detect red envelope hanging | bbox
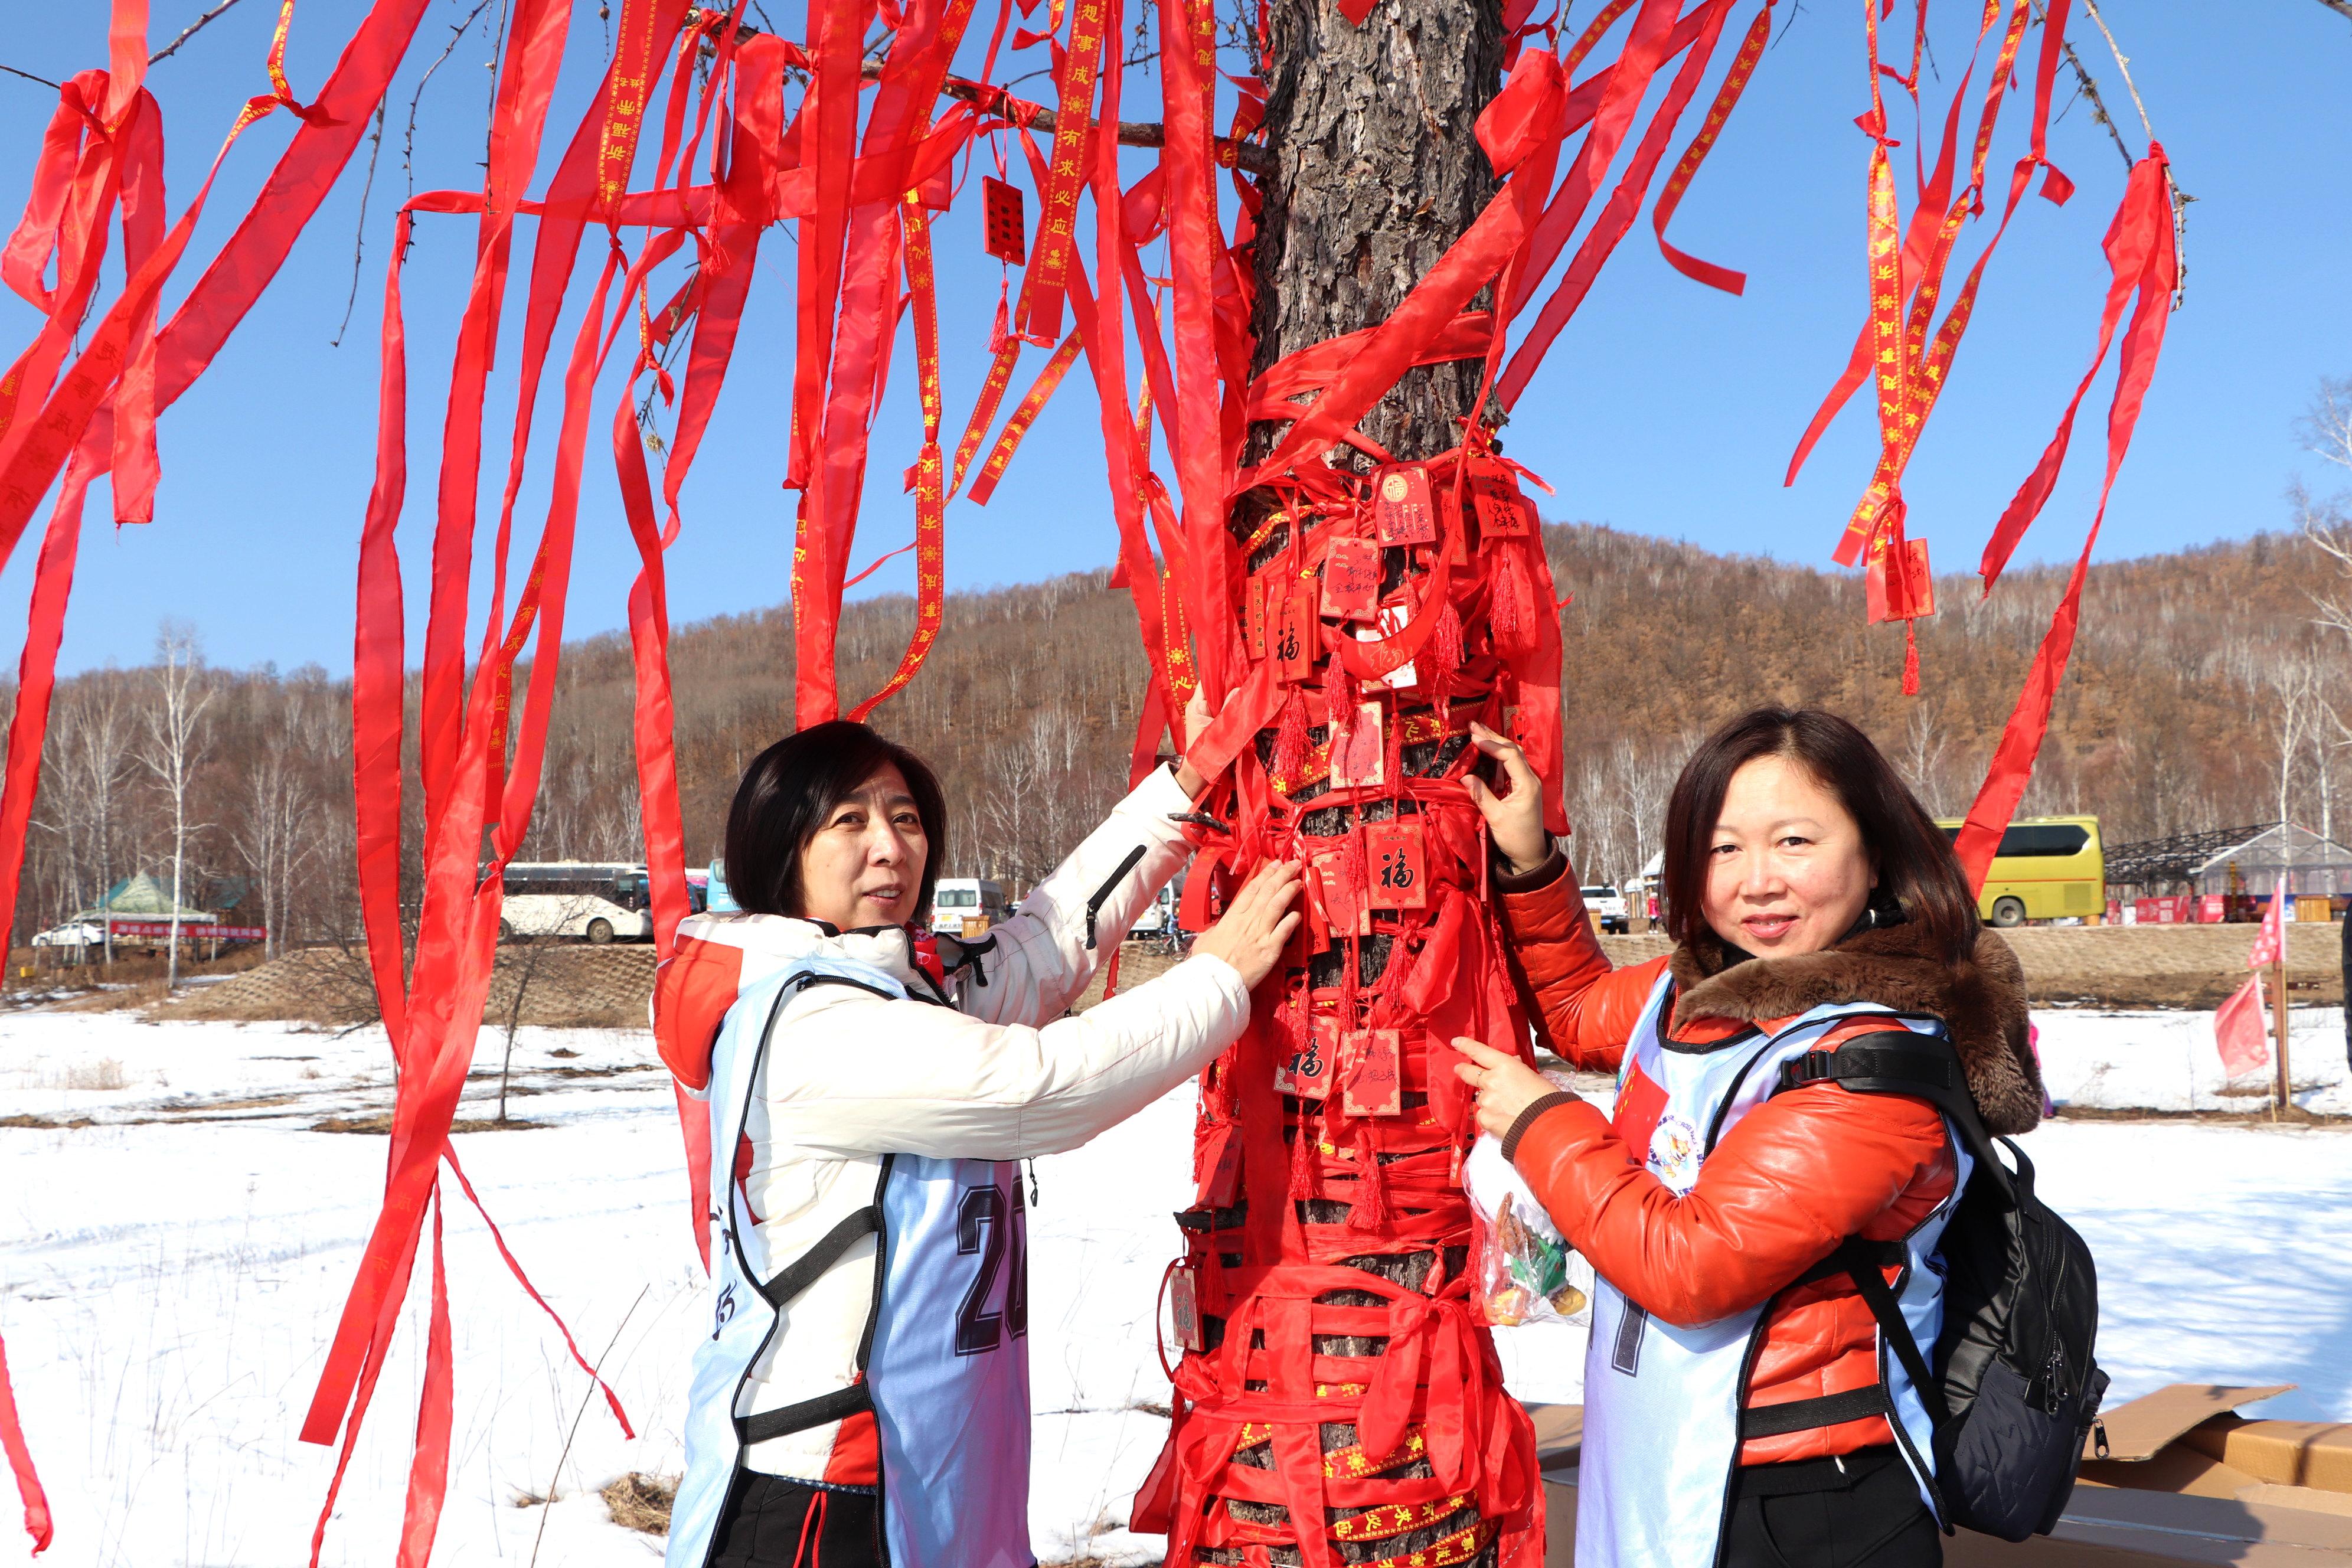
[983,175,1027,265]
[1328,700,1386,790]
[1373,464,1437,545]
[1309,842,1370,937]
[1274,1014,1337,1099]
[1864,535,1935,623]
[1357,605,1419,691]
[1364,818,1428,909]
[1199,1121,1243,1208]
[1341,1029,1403,1118]
[1319,535,1381,621]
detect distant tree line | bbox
[9,515,2348,950]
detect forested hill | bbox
[14,521,2338,945]
[560,520,2335,893]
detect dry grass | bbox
[55,981,171,1014]
[309,1112,544,1135]
[43,1057,129,1091]
[602,1473,675,1535]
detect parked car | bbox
[30,919,105,948]
[1581,884,1629,935]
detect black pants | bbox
[1722,1444,1942,1568]
[708,1473,884,1568]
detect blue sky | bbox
[1,1,2348,676]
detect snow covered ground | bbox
[3,1005,2350,1567]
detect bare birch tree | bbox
[227,745,314,959]
[2298,376,2352,645]
[139,624,213,988]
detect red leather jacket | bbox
[1497,858,1959,1466]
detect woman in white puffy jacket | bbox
[655,718,1298,1568]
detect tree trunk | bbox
[1186,6,1512,1564]
[1249,0,1504,464]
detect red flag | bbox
[2214,976,2271,1080]
[2246,877,2288,972]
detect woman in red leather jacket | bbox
[1451,708,2046,1568]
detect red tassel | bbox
[1432,596,1464,677]
[1348,1123,1389,1229]
[988,283,1012,355]
[1902,622,1920,695]
[1290,1099,1318,1197]
[1324,658,1358,748]
[1271,687,1311,780]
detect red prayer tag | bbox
[1273,1016,1335,1099]
[1245,573,1268,658]
[1319,535,1381,621]
[1273,584,1316,682]
[983,176,1028,265]
[1364,819,1428,910]
[1170,1261,1206,1351]
[1373,464,1437,545]
[1328,701,1386,790]
[1471,473,1530,538]
[1341,1029,1403,1118]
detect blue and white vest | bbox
[667,955,1035,1568]
[1576,972,1972,1568]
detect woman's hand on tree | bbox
[1461,721,1551,876]
[1451,1037,1560,1141]
[1191,859,1304,989]
[1172,684,1217,798]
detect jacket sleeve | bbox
[1496,847,1659,1072]
[1507,1061,1952,1329]
[763,952,1252,1161]
[956,764,1198,1028]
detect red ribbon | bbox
[0,1327,50,1556]
[1954,147,2174,893]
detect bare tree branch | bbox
[0,63,63,92]
[2031,0,2194,307]
[2313,0,2352,23]
[149,0,252,66]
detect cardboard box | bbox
[1524,1386,2352,1564]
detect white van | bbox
[932,878,1009,938]
[501,862,654,943]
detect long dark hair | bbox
[1660,707,1978,965]
[723,721,948,924]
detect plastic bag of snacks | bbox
[1464,1127,1591,1328]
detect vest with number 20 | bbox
[1576,972,1972,1568]
[667,954,1035,1568]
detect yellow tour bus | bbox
[1933,815,2105,928]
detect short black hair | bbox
[1661,707,1979,967]
[723,721,947,925]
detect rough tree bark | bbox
[1197,3,1512,1563]
[1249,0,1504,464]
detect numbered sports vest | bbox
[667,955,1035,1568]
[1576,972,1970,1568]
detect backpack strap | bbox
[1776,1030,2017,1209]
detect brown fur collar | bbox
[1666,921,2043,1135]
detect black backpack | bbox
[1772,1028,2109,1543]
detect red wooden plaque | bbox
[983,176,1027,265]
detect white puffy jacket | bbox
[654,765,1248,1487]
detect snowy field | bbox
[3,1005,2351,1567]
